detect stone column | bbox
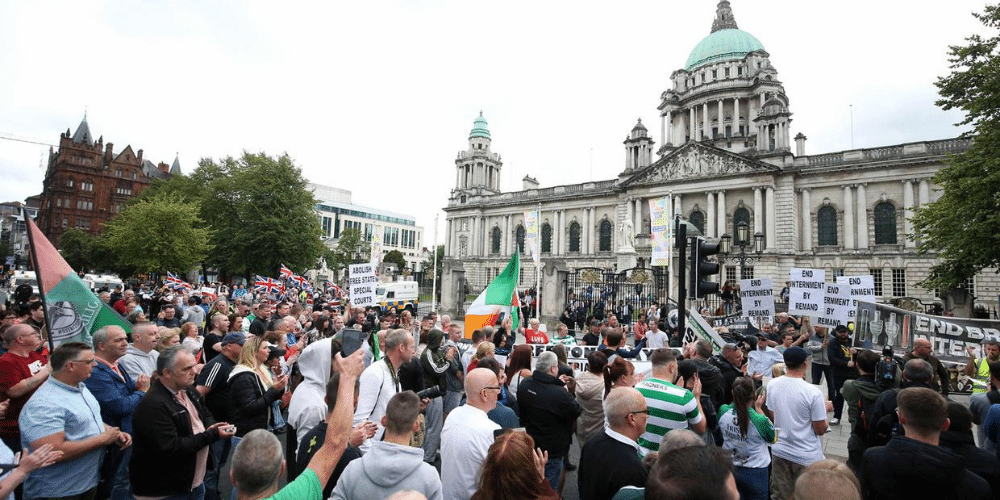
[625,199,633,244]
[665,112,672,145]
[470,216,478,256]
[918,179,930,206]
[765,186,776,250]
[690,108,696,142]
[702,102,709,140]
[445,219,452,257]
[903,180,915,248]
[504,214,511,255]
[675,193,683,219]
[716,191,726,236]
[582,209,590,254]
[856,184,868,249]
[707,192,716,237]
[801,189,811,251]
[717,99,724,138]
[633,198,642,234]
[844,186,855,249]
[734,97,740,134]
[753,187,763,235]
[660,114,666,146]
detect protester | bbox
[710,342,744,406]
[505,344,533,395]
[441,368,502,500]
[354,329,415,453]
[578,387,649,500]
[765,347,831,500]
[517,351,581,492]
[131,345,235,499]
[120,322,160,381]
[861,387,990,499]
[938,402,1000,495]
[790,460,860,500]
[203,314,231,363]
[421,329,452,463]
[644,446,739,500]
[634,348,705,456]
[471,431,557,500]
[970,360,1000,454]
[747,335,784,384]
[331,391,443,500]
[196,332,246,500]
[868,358,935,448]
[20,342,131,500]
[576,351,608,448]
[719,377,775,500]
[230,350,363,500]
[229,336,289,450]
[288,337,336,444]
[966,340,1000,394]
[826,324,857,425]
[904,337,952,397]
[603,357,637,396]
[839,349,882,471]
[474,357,520,429]
[0,324,49,455]
[805,325,834,401]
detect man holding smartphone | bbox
[354,330,415,454]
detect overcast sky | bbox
[0,0,989,247]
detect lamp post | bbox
[718,221,764,281]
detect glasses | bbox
[629,409,650,416]
[482,386,502,393]
[73,358,98,365]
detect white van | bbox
[374,281,419,314]
[83,274,124,292]
[9,271,39,295]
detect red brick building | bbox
[36,116,180,244]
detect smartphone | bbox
[341,328,365,357]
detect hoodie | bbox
[288,338,333,444]
[330,440,443,500]
[861,437,991,500]
[422,329,449,392]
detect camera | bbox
[416,386,442,400]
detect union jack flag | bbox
[325,281,342,296]
[279,264,294,279]
[290,273,310,290]
[254,275,284,296]
[166,272,192,291]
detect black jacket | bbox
[516,371,582,458]
[578,430,647,500]
[828,335,857,379]
[861,436,990,500]
[131,380,221,497]
[228,368,281,437]
[692,358,725,411]
[709,354,743,406]
[939,430,1000,499]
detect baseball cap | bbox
[783,346,808,367]
[221,333,246,346]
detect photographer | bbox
[420,329,453,463]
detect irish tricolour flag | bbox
[24,210,131,350]
[464,252,520,338]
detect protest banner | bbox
[648,197,671,266]
[788,268,825,315]
[816,282,852,328]
[523,343,683,378]
[739,278,774,319]
[853,300,1000,362]
[837,275,876,324]
[348,263,378,306]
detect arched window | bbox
[874,202,897,244]
[491,227,501,254]
[599,220,612,252]
[515,225,525,254]
[541,224,552,253]
[569,222,581,252]
[733,208,750,244]
[690,211,705,235]
[817,206,838,246]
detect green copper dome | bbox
[684,28,765,71]
[470,112,490,139]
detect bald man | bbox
[441,368,502,500]
[903,338,951,396]
[579,388,649,500]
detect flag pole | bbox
[535,204,540,320]
[432,214,439,313]
[22,208,53,352]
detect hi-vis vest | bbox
[974,358,991,394]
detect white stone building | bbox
[439,1,989,323]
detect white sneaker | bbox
[829,418,840,425]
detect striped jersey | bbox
[635,377,702,455]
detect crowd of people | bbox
[1,281,1000,500]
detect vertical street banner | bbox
[739,278,774,319]
[817,282,853,328]
[788,268,826,316]
[524,210,540,264]
[464,252,521,338]
[837,275,876,326]
[348,263,378,307]
[24,210,131,350]
[648,197,671,266]
[371,226,383,265]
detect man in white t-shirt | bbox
[645,318,669,349]
[765,347,832,500]
[441,368,501,500]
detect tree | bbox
[101,194,212,275]
[424,245,445,285]
[911,4,1000,291]
[196,152,326,280]
[383,250,407,272]
[58,228,98,272]
[325,228,369,282]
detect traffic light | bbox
[689,237,720,298]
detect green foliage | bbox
[912,4,1000,291]
[58,228,98,272]
[383,250,408,271]
[100,194,212,275]
[425,245,444,284]
[325,228,369,281]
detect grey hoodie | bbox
[330,440,442,500]
[288,338,333,443]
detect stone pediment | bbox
[621,142,779,186]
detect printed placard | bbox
[788,268,826,315]
[739,278,775,319]
[348,263,378,306]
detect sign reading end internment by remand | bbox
[789,267,826,316]
[348,263,378,306]
[739,277,774,319]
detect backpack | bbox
[875,355,899,390]
[868,389,903,447]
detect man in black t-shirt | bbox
[202,314,231,363]
[195,332,244,500]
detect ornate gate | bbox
[563,267,670,328]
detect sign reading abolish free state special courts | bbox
[789,268,826,316]
[348,263,378,306]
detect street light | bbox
[718,221,764,280]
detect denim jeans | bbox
[422,397,443,462]
[735,466,769,500]
[110,446,133,500]
[204,437,231,500]
[812,363,835,401]
[543,456,564,492]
